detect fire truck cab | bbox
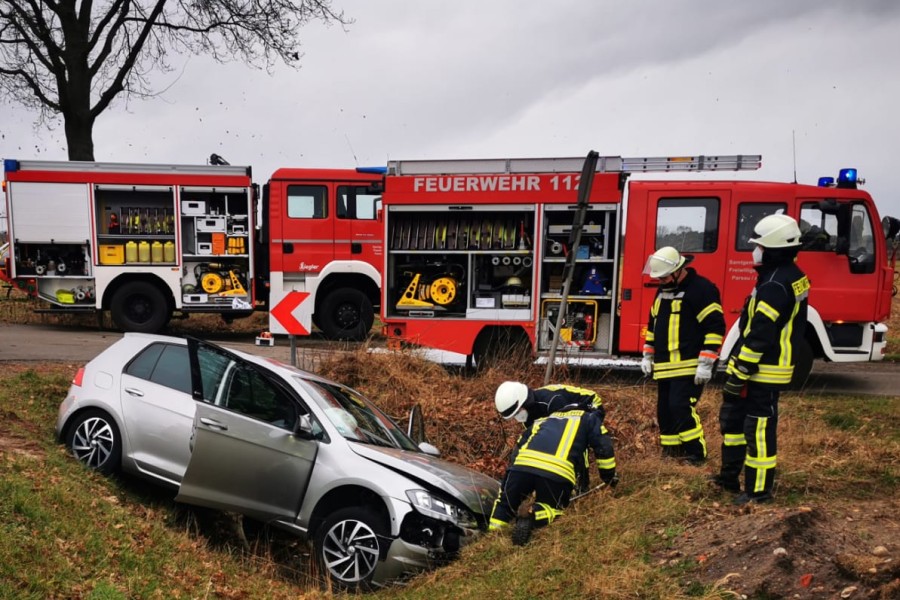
[260,168,383,340]
[380,156,895,385]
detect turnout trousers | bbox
[488,470,573,530]
[718,383,779,496]
[657,377,708,462]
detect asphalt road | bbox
[2,322,898,396]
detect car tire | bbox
[317,288,374,341]
[65,409,122,475]
[111,281,169,333]
[314,507,386,590]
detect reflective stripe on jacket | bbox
[645,268,725,380]
[726,261,809,386]
[511,409,612,485]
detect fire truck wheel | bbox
[317,288,374,342]
[110,281,169,333]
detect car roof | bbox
[117,332,332,385]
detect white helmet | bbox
[749,214,802,248]
[495,381,529,419]
[643,246,686,278]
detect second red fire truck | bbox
[377,154,896,385]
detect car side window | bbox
[125,343,164,380]
[150,346,191,394]
[124,343,191,395]
[225,366,300,430]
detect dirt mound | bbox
[664,499,900,599]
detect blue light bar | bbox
[838,168,857,185]
[356,166,387,174]
[817,176,835,187]
[3,159,19,173]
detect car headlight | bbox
[406,489,477,529]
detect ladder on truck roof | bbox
[543,152,761,383]
[387,154,762,176]
[4,158,251,178]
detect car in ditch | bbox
[55,333,499,589]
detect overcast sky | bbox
[3,1,900,222]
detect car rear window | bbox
[125,343,191,395]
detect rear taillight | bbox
[72,367,85,387]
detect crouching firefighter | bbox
[489,383,618,545]
[492,381,606,492]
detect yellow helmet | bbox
[643,246,686,278]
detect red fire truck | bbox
[378,154,896,384]
[1,159,383,340]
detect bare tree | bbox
[0,0,349,160]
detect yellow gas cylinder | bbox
[163,241,176,263]
[138,241,151,263]
[150,241,163,263]
[125,241,138,264]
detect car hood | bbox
[349,443,499,516]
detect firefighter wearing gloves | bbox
[642,246,725,464]
[714,214,809,505]
[489,381,617,545]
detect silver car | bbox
[55,333,498,589]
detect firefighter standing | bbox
[641,247,725,464]
[489,381,617,545]
[713,214,809,504]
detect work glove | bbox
[722,374,747,400]
[599,470,619,489]
[694,353,717,386]
[640,353,654,376]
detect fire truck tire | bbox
[317,288,374,342]
[788,339,814,390]
[110,281,169,333]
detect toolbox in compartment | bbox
[98,244,125,265]
[181,200,207,215]
[196,217,226,232]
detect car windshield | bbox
[299,377,419,451]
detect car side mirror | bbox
[408,404,427,445]
[294,414,316,439]
[418,442,441,457]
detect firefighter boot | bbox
[708,473,741,493]
[733,491,774,505]
[511,512,535,547]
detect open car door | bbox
[176,338,318,523]
[407,403,440,457]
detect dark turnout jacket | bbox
[510,409,615,486]
[645,268,725,379]
[726,260,809,387]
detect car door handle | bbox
[199,417,228,431]
[124,387,144,397]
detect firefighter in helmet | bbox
[489,381,617,545]
[641,246,725,464]
[713,214,809,504]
